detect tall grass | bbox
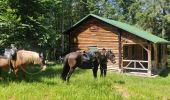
[0,62,170,100]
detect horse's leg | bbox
[14,68,19,79]
[61,66,70,81]
[0,68,1,75]
[21,65,26,79]
[66,67,75,82]
[61,61,70,81]
[92,67,98,78]
[0,68,2,80]
[66,58,77,82]
[103,63,107,77]
[100,64,104,77]
[92,62,99,78]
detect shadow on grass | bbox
[159,67,170,77]
[0,62,93,84]
[114,80,125,85]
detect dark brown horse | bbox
[61,50,116,82]
[98,49,116,77]
[60,51,98,82]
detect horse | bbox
[0,56,13,76]
[11,50,47,78]
[0,48,17,77]
[61,51,99,82]
[98,49,116,77]
[61,49,116,82]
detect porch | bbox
[121,43,167,76]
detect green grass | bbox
[0,63,170,100]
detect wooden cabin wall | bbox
[69,18,119,67]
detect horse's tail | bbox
[61,54,70,81]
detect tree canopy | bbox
[1,0,170,59]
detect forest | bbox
[1,0,170,60]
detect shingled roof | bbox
[63,14,169,44]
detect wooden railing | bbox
[123,60,148,70]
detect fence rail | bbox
[123,60,148,70]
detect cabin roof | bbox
[63,14,169,44]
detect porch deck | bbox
[107,65,164,77]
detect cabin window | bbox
[90,33,96,38]
[89,25,98,32]
[88,46,97,52]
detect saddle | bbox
[82,53,90,62]
[81,53,91,68]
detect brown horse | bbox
[61,51,98,82]
[0,48,16,76]
[98,49,116,77]
[11,50,47,78]
[0,56,13,75]
[61,50,116,82]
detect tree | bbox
[1,0,170,60]
[135,0,170,39]
[6,0,48,49]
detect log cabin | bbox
[63,14,170,76]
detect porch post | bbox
[118,29,122,72]
[153,44,158,68]
[148,43,152,76]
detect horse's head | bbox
[106,50,116,64]
[39,52,47,71]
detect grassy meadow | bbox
[0,62,170,100]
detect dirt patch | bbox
[114,85,130,99]
[43,94,49,100]
[8,97,15,100]
[162,96,170,100]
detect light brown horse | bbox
[11,50,47,78]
